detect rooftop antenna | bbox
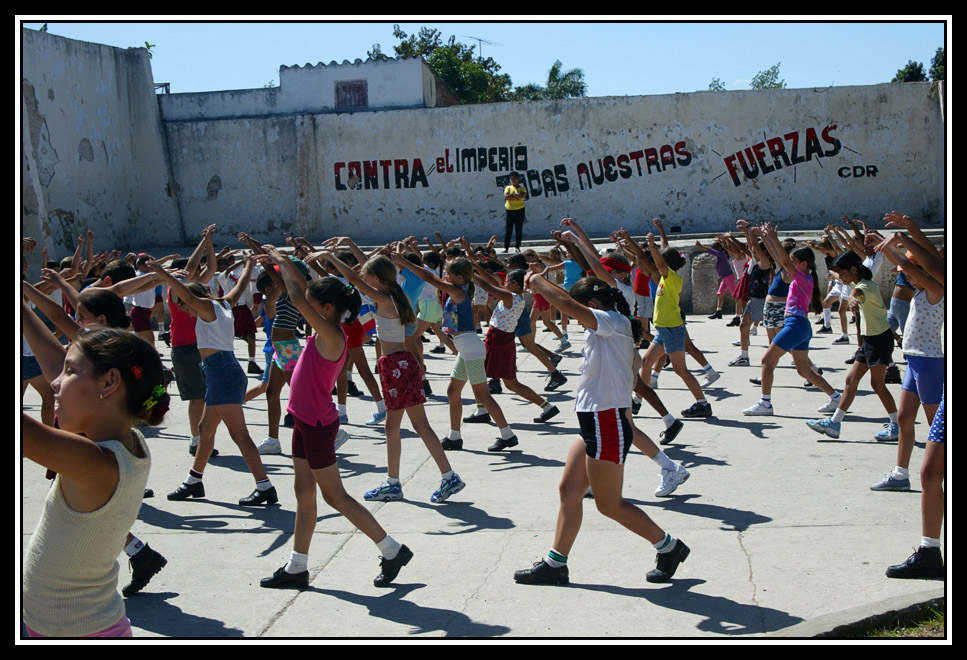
[462,35,502,62]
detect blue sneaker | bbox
[366,410,387,426]
[870,473,911,492]
[806,417,841,439]
[431,473,466,503]
[363,480,403,502]
[874,422,899,442]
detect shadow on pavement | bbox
[630,494,773,532]
[566,578,803,636]
[308,583,512,637]
[403,499,515,535]
[699,417,782,439]
[126,591,245,638]
[459,447,566,471]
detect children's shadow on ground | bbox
[126,591,245,638]
[627,493,773,532]
[403,499,515,534]
[566,578,802,636]
[657,443,729,470]
[699,417,782,439]
[308,583,512,637]
[460,447,567,472]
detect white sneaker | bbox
[817,396,841,413]
[743,401,774,416]
[702,370,721,388]
[649,374,659,389]
[257,437,282,455]
[334,428,350,452]
[655,465,690,497]
[732,340,742,346]
[750,326,758,336]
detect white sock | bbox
[921,537,941,549]
[702,364,714,373]
[831,408,847,423]
[185,471,203,485]
[376,535,402,560]
[386,476,401,486]
[759,395,772,408]
[337,404,347,415]
[441,470,454,481]
[662,414,676,429]
[376,400,386,413]
[285,551,308,574]
[653,451,677,472]
[123,536,145,557]
[889,412,898,424]
[893,466,910,479]
[697,398,707,405]
[831,391,841,401]
[654,533,678,554]
[740,350,749,358]
[499,426,515,440]
[346,373,355,383]
[633,395,642,404]
[190,435,200,448]
[448,430,462,441]
[255,478,273,491]
[545,549,567,568]
[823,308,832,327]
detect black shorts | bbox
[854,329,894,367]
[171,344,207,401]
[577,409,633,465]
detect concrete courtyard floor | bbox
[20,311,946,639]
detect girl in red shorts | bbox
[317,251,465,505]
[257,247,412,589]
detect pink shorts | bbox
[377,351,426,411]
[25,615,133,637]
[717,274,737,296]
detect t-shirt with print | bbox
[785,269,813,318]
[575,309,635,413]
[489,294,527,333]
[653,269,684,328]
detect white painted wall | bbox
[21,29,182,258]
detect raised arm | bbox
[39,267,81,310]
[551,230,591,273]
[22,280,83,341]
[145,260,216,322]
[652,218,670,251]
[185,225,216,281]
[560,227,617,287]
[737,220,771,270]
[390,253,467,303]
[21,298,68,381]
[222,256,256,308]
[525,270,597,330]
[758,224,795,277]
[471,271,513,308]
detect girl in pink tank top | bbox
[255,247,414,590]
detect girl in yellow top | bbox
[640,233,712,418]
[806,250,897,440]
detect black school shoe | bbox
[488,378,502,394]
[239,486,279,506]
[708,310,723,320]
[283,413,294,427]
[123,544,168,597]
[346,381,363,397]
[534,405,560,424]
[660,419,684,445]
[463,410,491,424]
[681,401,712,418]
[514,560,569,585]
[550,353,564,367]
[886,547,945,580]
[374,545,413,587]
[430,345,447,354]
[441,438,463,451]
[167,481,205,501]
[545,371,567,391]
[646,540,690,583]
[188,444,219,457]
[885,365,902,384]
[261,565,309,590]
[488,435,519,452]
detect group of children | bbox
[19,210,945,636]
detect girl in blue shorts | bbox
[744,223,841,416]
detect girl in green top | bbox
[805,251,897,440]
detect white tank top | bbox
[195,299,236,352]
[902,289,944,358]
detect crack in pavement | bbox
[736,531,768,635]
[441,528,517,637]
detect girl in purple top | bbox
[743,223,841,416]
[256,247,412,590]
[694,240,736,320]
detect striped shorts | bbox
[577,408,634,465]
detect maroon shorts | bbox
[130,306,153,333]
[233,305,257,338]
[532,293,551,313]
[484,327,517,380]
[343,319,365,349]
[377,351,426,411]
[291,415,339,470]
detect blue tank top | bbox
[443,286,475,333]
[896,271,914,290]
[767,271,790,297]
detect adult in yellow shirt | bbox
[503,171,529,252]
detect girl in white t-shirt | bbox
[513,273,690,587]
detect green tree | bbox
[929,47,945,81]
[708,77,726,91]
[750,63,785,89]
[368,25,512,104]
[892,60,927,82]
[509,60,587,101]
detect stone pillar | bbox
[690,251,730,316]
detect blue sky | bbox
[20,19,946,97]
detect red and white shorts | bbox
[577,408,633,465]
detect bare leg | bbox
[405,405,454,474]
[550,438,592,557]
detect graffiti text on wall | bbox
[334,159,429,190]
[575,142,692,191]
[723,125,841,187]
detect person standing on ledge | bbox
[503,172,529,253]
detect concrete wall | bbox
[21,29,182,260]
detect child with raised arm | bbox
[805,250,898,440]
[318,251,466,504]
[256,247,412,589]
[728,220,774,367]
[153,256,278,506]
[394,253,519,453]
[743,224,841,416]
[513,273,690,586]
[22,328,168,637]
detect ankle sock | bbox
[376,400,386,413]
[376,535,402,560]
[499,426,515,440]
[545,549,567,569]
[831,408,847,423]
[285,551,308,574]
[190,435,200,448]
[255,478,273,492]
[185,469,204,484]
[654,533,678,554]
[123,536,145,557]
[662,414,677,428]
[448,430,461,441]
[920,537,941,549]
[893,466,910,479]
[441,470,454,481]
[653,451,677,472]
[386,477,401,486]
[889,412,898,424]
